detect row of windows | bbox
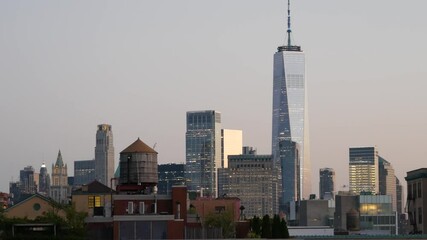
[96,138,110,145]
[233,164,268,169]
[409,207,423,225]
[408,181,422,199]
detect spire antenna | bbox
[287,0,292,47]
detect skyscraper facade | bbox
[9,181,21,205]
[185,110,221,197]
[319,168,335,200]
[19,166,37,195]
[349,146,379,195]
[272,0,311,208]
[95,124,115,187]
[158,163,185,195]
[218,151,279,217]
[38,163,50,196]
[221,129,243,168]
[74,159,96,187]
[378,156,397,212]
[396,177,403,214]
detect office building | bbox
[38,163,50,196]
[334,191,397,235]
[349,147,379,195]
[68,176,74,186]
[271,0,311,209]
[378,156,397,211]
[405,168,427,234]
[221,129,243,168]
[158,163,185,195]
[74,159,96,187]
[299,199,329,226]
[218,150,279,217]
[19,166,37,195]
[9,181,21,205]
[185,110,221,197]
[334,191,360,232]
[396,177,403,214]
[95,124,115,187]
[50,150,70,204]
[319,168,335,200]
[359,195,396,234]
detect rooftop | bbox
[120,138,157,154]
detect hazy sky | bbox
[1,1,426,194]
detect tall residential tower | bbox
[272,0,311,210]
[95,124,115,187]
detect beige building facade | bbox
[4,194,65,220]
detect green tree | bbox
[64,203,87,236]
[271,214,281,238]
[204,210,235,238]
[250,216,261,236]
[280,218,290,239]
[261,214,271,238]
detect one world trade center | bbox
[272,0,311,215]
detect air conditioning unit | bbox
[127,202,134,214]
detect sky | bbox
[1,0,427,194]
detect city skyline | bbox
[1,0,427,194]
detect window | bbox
[419,207,423,224]
[413,183,417,200]
[215,206,225,213]
[408,184,413,199]
[418,182,422,198]
[88,196,102,208]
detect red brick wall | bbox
[167,220,185,239]
[172,186,188,222]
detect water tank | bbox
[346,208,360,231]
[119,138,158,185]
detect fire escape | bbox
[406,185,419,234]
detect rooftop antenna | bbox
[287,0,292,47]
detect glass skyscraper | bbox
[185,110,221,197]
[74,159,96,186]
[272,0,311,210]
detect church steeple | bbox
[55,150,63,167]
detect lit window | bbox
[88,196,102,208]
